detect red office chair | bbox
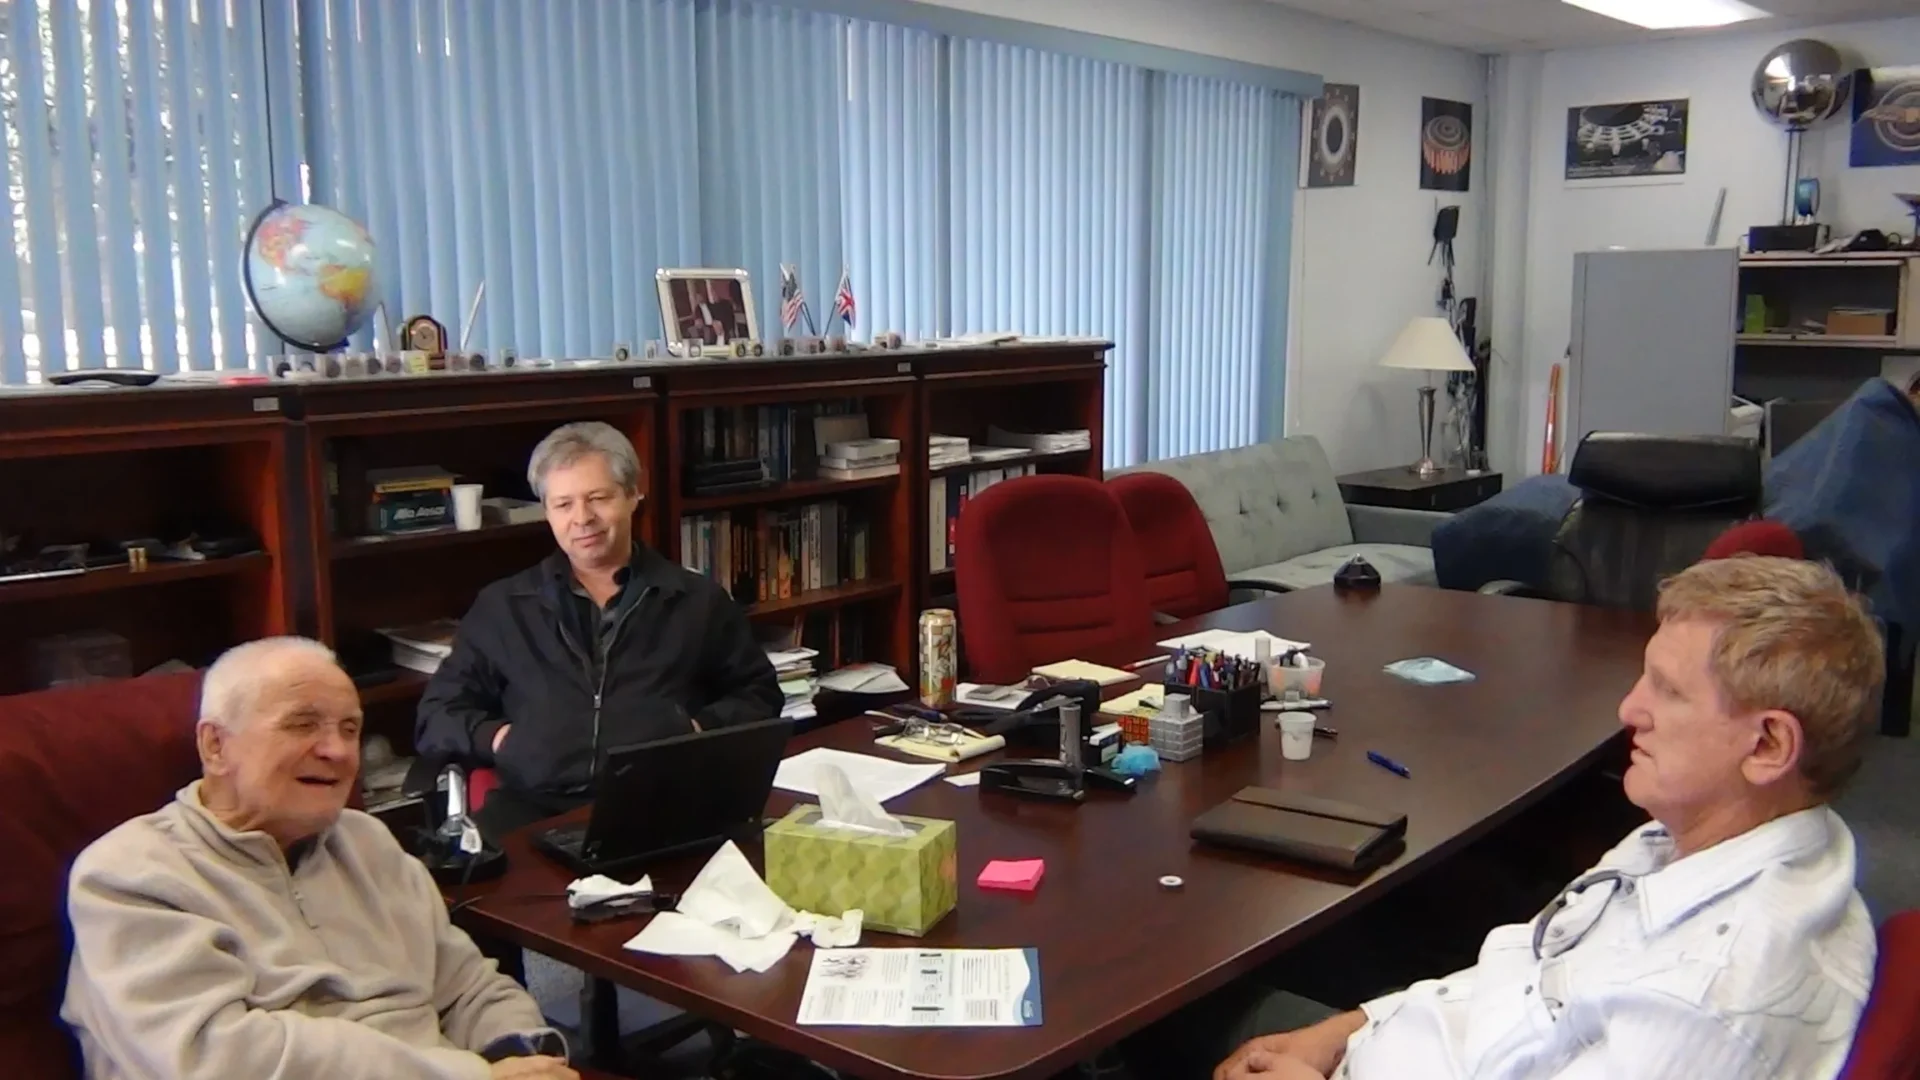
[954,474,1154,684]
[1840,909,1920,1079]
[1107,471,1231,620]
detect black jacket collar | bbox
[530,541,685,607]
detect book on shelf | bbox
[817,461,900,481]
[376,619,460,675]
[685,401,864,484]
[929,433,971,469]
[822,437,899,463]
[986,424,1091,453]
[927,465,1037,572]
[680,500,873,603]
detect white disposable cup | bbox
[452,483,485,531]
[1278,711,1315,761]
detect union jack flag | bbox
[831,266,856,330]
[779,263,807,332]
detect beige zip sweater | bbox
[62,782,551,1080]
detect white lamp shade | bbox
[1377,317,1475,373]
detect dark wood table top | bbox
[450,585,1653,1080]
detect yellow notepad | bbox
[1103,684,1165,717]
[876,731,1006,764]
[1032,659,1137,686]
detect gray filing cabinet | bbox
[1569,247,1739,444]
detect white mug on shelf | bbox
[452,484,485,531]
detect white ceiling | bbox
[1260,0,1919,52]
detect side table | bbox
[1338,466,1503,513]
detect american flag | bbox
[779,264,807,332]
[831,266,856,330]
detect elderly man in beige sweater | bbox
[61,637,578,1080]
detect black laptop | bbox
[532,717,792,876]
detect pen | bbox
[1367,751,1411,778]
[1314,725,1338,739]
[1129,654,1170,670]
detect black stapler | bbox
[978,689,1135,803]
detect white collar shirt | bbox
[1338,806,1876,1080]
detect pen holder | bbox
[1167,681,1261,748]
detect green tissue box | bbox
[763,805,958,937]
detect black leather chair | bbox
[1484,432,1761,610]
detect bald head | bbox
[197,637,362,849]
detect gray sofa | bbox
[1109,436,1446,590]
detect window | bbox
[2,0,1303,469]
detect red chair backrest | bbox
[0,672,206,1080]
[1841,909,1920,1080]
[1108,471,1230,620]
[1703,519,1805,561]
[954,474,1154,684]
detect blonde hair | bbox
[1657,557,1884,797]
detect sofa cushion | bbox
[1239,543,1436,591]
[1113,437,1353,575]
[0,672,204,1079]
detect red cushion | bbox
[1109,471,1230,619]
[1841,909,1920,1080]
[955,474,1154,684]
[0,672,205,1080]
[1703,520,1805,561]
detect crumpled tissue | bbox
[1383,657,1476,685]
[625,766,883,973]
[566,874,654,909]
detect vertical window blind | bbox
[2,0,1301,470]
[1,0,286,379]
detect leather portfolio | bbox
[1190,787,1407,872]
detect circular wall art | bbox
[1420,97,1472,192]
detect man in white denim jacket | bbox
[1216,557,1883,1080]
[62,637,577,1080]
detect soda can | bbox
[918,608,957,708]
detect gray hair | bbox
[200,637,338,730]
[527,421,642,500]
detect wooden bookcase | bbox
[0,384,297,696]
[0,340,1109,723]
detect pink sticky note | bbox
[977,858,1046,892]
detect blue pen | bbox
[1367,751,1412,778]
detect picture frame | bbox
[656,268,760,357]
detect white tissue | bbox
[623,841,863,973]
[816,763,911,837]
[566,874,654,909]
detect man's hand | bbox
[1216,1034,1295,1080]
[492,725,511,753]
[489,1057,578,1080]
[1218,1050,1327,1080]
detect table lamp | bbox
[1377,317,1475,478]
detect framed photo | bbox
[1305,83,1360,189]
[1565,98,1688,181]
[656,268,759,357]
[1850,67,1920,169]
[1419,97,1472,193]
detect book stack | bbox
[768,646,820,723]
[685,401,861,484]
[680,501,872,602]
[929,434,971,469]
[376,619,460,675]
[927,464,1037,573]
[820,438,901,481]
[987,424,1092,453]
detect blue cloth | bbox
[1431,475,1581,592]
[1765,379,1920,631]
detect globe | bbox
[242,200,378,351]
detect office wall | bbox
[914,0,1491,472]
[1493,15,1920,476]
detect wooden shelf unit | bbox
[0,341,1110,706]
[0,384,298,696]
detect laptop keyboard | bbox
[540,823,588,856]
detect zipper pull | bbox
[594,691,602,710]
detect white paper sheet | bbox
[954,683,1025,710]
[626,912,797,974]
[817,663,910,694]
[796,948,1043,1027]
[944,771,983,788]
[774,747,945,804]
[1155,628,1310,659]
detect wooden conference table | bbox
[453,585,1654,1080]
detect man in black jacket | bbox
[416,421,782,835]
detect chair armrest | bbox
[1347,504,1450,548]
[1479,579,1546,599]
[1226,579,1292,605]
[1153,610,1181,625]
